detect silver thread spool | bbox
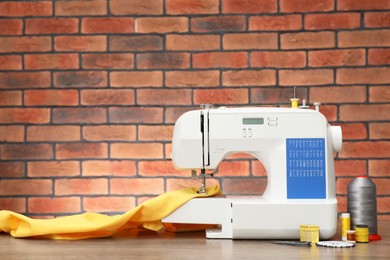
[347,176,381,241]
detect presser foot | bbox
[198,172,206,194]
[192,168,218,194]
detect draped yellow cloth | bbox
[0,185,222,240]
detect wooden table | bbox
[0,221,388,259]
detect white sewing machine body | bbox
[163,106,342,239]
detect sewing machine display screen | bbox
[243,118,264,125]
[286,138,326,199]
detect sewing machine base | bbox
[163,197,337,239]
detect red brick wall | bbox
[0,0,389,218]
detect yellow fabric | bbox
[0,185,221,240]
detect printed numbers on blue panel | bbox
[286,138,326,199]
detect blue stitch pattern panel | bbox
[286,138,326,199]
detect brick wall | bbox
[0,0,389,218]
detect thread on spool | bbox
[347,176,381,241]
[346,230,356,243]
[341,213,350,241]
[355,225,369,243]
[290,98,299,108]
[290,87,299,108]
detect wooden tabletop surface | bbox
[0,220,388,259]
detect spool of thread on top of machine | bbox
[347,176,381,241]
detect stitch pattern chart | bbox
[287,138,326,199]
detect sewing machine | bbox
[163,104,342,239]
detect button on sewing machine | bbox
[248,128,252,137]
[268,116,278,126]
[243,129,247,137]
